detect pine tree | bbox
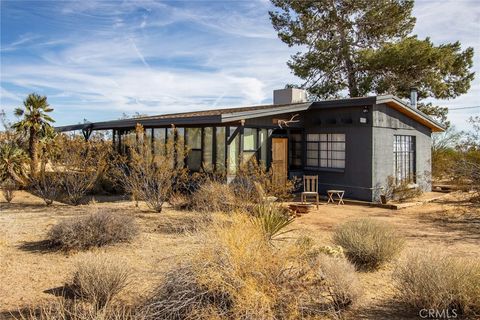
[270,0,474,126]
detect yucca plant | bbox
[1,178,17,203]
[12,93,55,177]
[0,142,28,185]
[250,203,295,242]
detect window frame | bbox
[393,135,416,183]
[305,133,346,170]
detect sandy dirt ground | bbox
[0,191,479,319]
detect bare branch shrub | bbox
[394,250,480,316]
[382,175,423,202]
[71,252,131,310]
[52,135,111,205]
[1,178,17,203]
[118,125,187,213]
[17,298,143,320]
[143,214,361,319]
[48,211,139,251]
[333,218,404,271]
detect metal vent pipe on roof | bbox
[410,87,418,109]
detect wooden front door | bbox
[271,137,288,184]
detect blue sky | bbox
[1,0,479,129]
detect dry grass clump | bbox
[155,213,213,234]
[143,214,361,319]
[17,298,142,320]
[333,218,404,271]
[71,252,132,310]
[190,180,237,213]
[48,211,139,251]
[394,250,480,316]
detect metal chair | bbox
[301,175,319,209]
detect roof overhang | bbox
[376,95,446,132]
[220,102,312,123]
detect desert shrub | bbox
[143,214,361,319]
[233,158,298,202]
[30,171,61,206]
[71,253,131,310]
[44,135,111,205]
[18,298,142,320]
[190,179,237,213]
[394,250,480,316]
[318,255,362,311]
[118,125,187,213]
[1,178,17,203]
[48,211,139,250]
[250,202,295,242]
[333,218,404,271]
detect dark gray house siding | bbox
[302,105,374,201]
[55,95,444,203]
[372,104,433,202]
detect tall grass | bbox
[143,214,361,319]
[394,250,480,316]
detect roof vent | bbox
[410,87,418,109]
[273,88,308,105]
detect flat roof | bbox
[55,95,445,133]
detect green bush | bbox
[48,211,139,251]
[333,219,404,271]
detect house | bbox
[56,88,445,202]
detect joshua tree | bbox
[12,93,54,177]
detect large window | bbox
[203,127,213,172]
[186,128,202,171]
[243,128,257,162]
[306,133,345,169]
[216,127,226,172]
[289,131,302,169]
[394,135,416,183]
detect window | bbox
[243,128,257,162]
[216,127,226,172]
[306,133,345,169]
[153,128,166,155]
[203,127,213,172]
[259,129,268,164]
[228,126,240,174]
[394,135,416,183]
[289,131,302,169]
[186,128,202,171]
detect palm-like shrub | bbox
[333,218,404,271]
[12,93,54,177]
[1,178,17,203]
[0,143,28,185]
[251,203,295,242]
